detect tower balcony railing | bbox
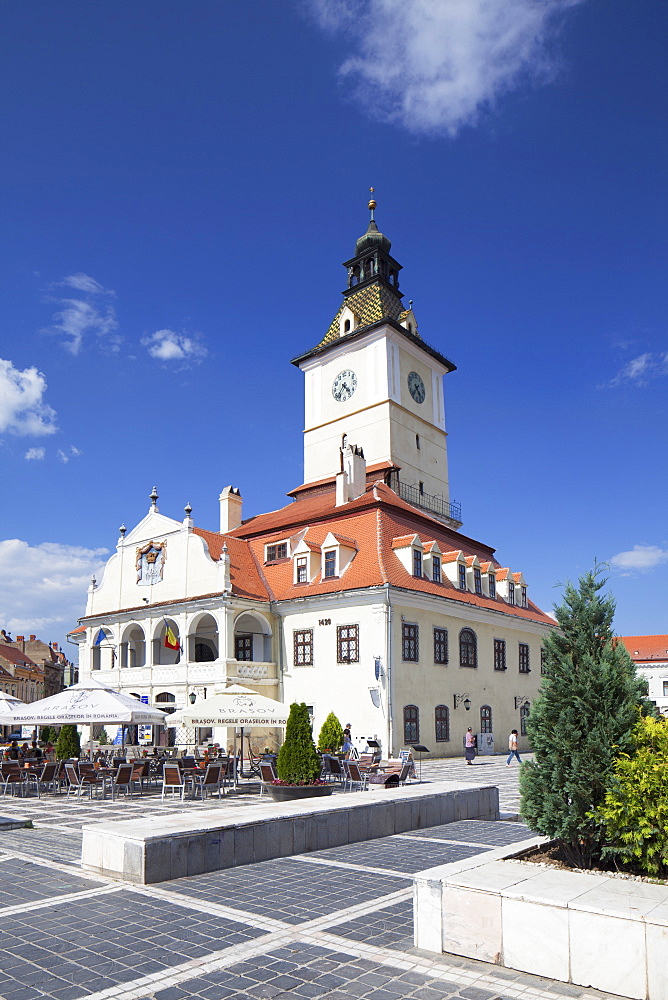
[388,472,462,526]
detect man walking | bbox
[507,729,521,765]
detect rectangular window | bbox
[489,574,496,598]
[324,550,336,578]
[293,629,313,667]
[521,585,528,608]
[413,548,422,577]
[235,634,253,661]
[337,624,359,663]
[435,705,450,742]
[433,627,448,664]
[402,623,419,662]
[432,556,441,583]
[519,642,531,673]
[474,568,482,595]
[494,638,506,671]
[541,648,547,675]
[266,542,287,562]
[458,563,467,590]
[508,582,515,605]
[296,556,308,584]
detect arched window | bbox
[480,705,492,734]
[155,691,176,716]
[435,705,450,742]
[459,628,477,668]
[520,702,530,736]
[403,705,419,744]
[195,642,215,662]
[344,318,351,333]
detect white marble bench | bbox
[81,778,498,884]
[414,841,668,1000]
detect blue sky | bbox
[1,0,666,658]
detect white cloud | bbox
[609,352,668,387]
[42,274,119,354]
[57,445,82,464]
[142,329,208,363]
[0,359,57,437]
[25,447,45,460]
[610,545,668,574]
[0,538,108,644]
[60,273,115,296]
[309,0,584,136]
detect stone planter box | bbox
[414,839,668,1000]
[267,784,333,802]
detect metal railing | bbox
[388,473,462,524]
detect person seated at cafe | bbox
[7,740,20,760]
[30,740,43,760]
[44,741,55,759]
[19,742,31,759]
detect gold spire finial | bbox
[368,186,376,219]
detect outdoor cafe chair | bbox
[161,763,186,801]
[259,759,277,795]
[110,763,135,800]
[321,755,345,786]
[65,762,105,799]
[1,762,27,797]
[342,760,368,792]
[27,761,59,798]
[190,762,223,801]
[130,759,149,795]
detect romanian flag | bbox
[164,624,180,650]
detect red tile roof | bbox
[617,635,668,662]
[0,645,38,668]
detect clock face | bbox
[407,371,426,404]
[332,369,357,402]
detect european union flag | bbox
[94,629,106,646]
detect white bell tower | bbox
[292,194,460,525]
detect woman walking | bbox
[464,728,476,765]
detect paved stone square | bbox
[0,757,625,1000]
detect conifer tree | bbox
[317,711,344,752]
[55,724,81,760]
[277,702,321,784]
[520,567,651,868]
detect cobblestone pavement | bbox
[0,758,625,1000]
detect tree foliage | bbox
[594,715,668,876]
[317,711,344,752]
[55,724,81,760]
[277,702,321,784]
[519,567,651,868]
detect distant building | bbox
[0,629,74,702]
[617,634,668,716]
[70,199,557,756]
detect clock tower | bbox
[292,194,460,526]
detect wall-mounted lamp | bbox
[514,695,530,709]
[453,694,471,711]
[188,692,197,705]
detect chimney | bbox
[336,439,366,506]
[16,635,24,641]
[219,486,243,533]
[52,642,59,650]
[29,635,36,641]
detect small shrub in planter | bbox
[55,724,81,760]
[317,712,343,754]
[595,714,668,877]
[276,702,321,785]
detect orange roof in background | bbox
[67,625,86,635]
[617,635,668,662]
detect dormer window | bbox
[508,582,515,605]
[521,585,528,608]
[474,568,482,595]
[432,556,441,583]
[296,557,308,584]
[413,549,423,577]
[344,319,351,333]
[324,550,336,579]
[458,564,467,590]
[266,542,288,562]
[489,574,496,598]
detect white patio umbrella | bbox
[167,684,290,782]
[166,684,290,728]
[0,694,25,727]
[11,678,167,726]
